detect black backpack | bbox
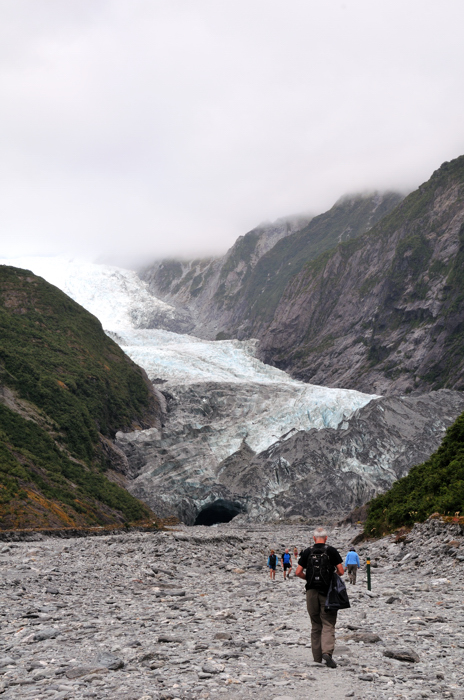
[325,573,351,611]
[269,554,277,567]
[306,545,333,587]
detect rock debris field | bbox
[1,518,464,700]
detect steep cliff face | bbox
[141,192,402,340]
[259,156,464,395]
[141,215,311,338]
[219,191,404,339]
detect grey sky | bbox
[1,0,463,268]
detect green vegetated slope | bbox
[0,265,160,529]
[222,191,403,329]
[258,155,464,394]
[364,410,464,537]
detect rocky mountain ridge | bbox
[258,156,464,395]
[141,192,402,340]
[143,157,464,399]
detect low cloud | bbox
[0,0,463,268]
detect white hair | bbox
[313,526,327,539]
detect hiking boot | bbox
[322,653,337,668]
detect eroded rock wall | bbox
[116,389,464,524]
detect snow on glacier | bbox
[0,256,377,457]
[0,255,177,330]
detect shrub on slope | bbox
[0,265,160,528]
[365,411,464,537]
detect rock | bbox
[95,652,124,670]
[426,615,446,623]
[65,666,109,679]
[201,661,224,674]
[383,649,420,663]
[385,596,401,604]
[359,674,374,681]
[157,635,183,644]
[33,627,59,641]
[0,657,15,668]
[346,632,382,643]
[214,632,232,640]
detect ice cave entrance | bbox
[194,500,243,526]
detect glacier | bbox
[1,255,382,522]
[0,255,376,457]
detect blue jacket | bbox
[345,551,360,567]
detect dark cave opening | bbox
[194,500,243,526]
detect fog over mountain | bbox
[0,1,464,266]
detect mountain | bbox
[364,407,464,537]
[0,258,385,525]
[141,192,402,339]
[0,265,162,529]
[257,156,464,395]
[6,247,464,527]
[4,160,464,528]
[140,214,311,339]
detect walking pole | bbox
[366,557,371,591]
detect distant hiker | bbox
[295,526,344,668]
[344,547,361,585]
[293,546,299,561]
[281,549,292,580]
[267,549,278,580]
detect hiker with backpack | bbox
[281,549,292,580]
[344,547,361,584]
[295,526,344,668]
[267,549,278,580]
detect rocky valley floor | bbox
[0,519,463,700]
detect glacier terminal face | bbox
[6,255,459,524]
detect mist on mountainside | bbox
[95,190,408,271]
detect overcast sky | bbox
[1,0,463,268]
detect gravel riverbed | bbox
[0,518,463,700]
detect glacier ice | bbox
[0,255,377,459]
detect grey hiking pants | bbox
[305,588,337,662]
[347,564,357,584]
